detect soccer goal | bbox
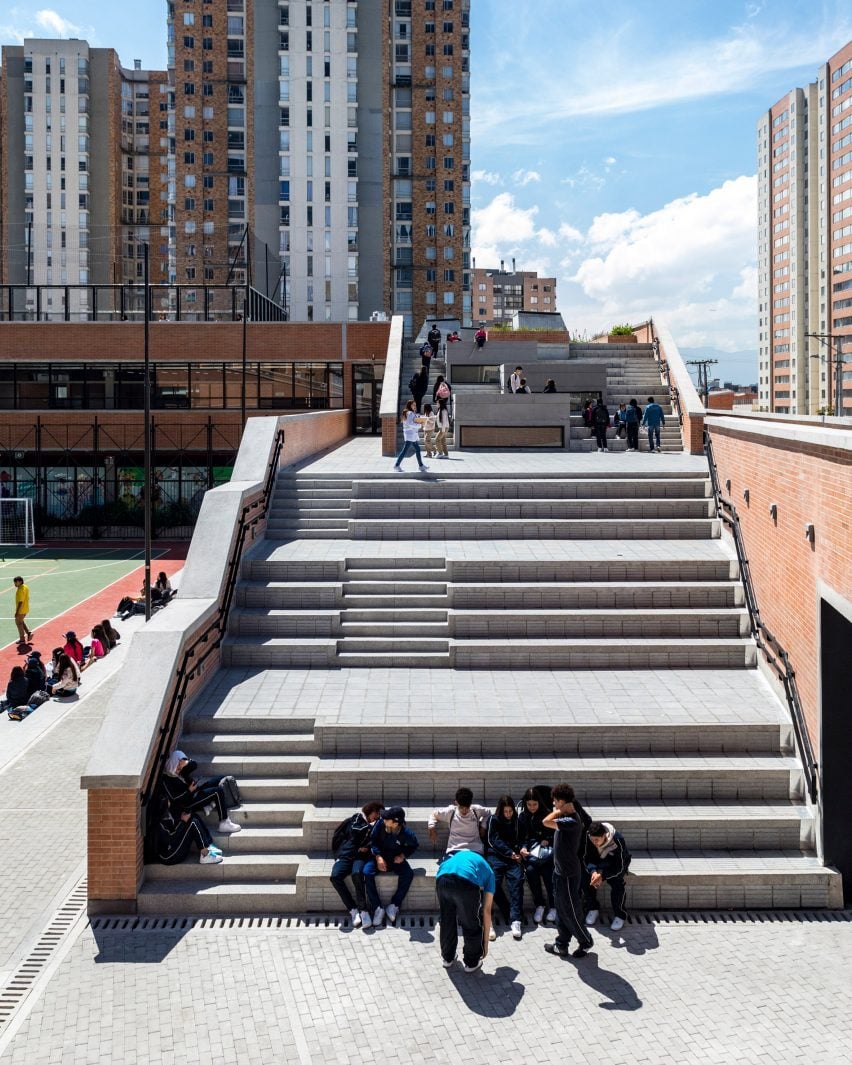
[0,498,35,547]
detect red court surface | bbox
[0,544,187,680]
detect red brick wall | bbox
[708,420,852,750]
[88,789,142,908]
[0,321,391,362]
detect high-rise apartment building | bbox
[757,39,852,414]
[0,39,168,310]
[471,262,558,324]
[170,0,470,330]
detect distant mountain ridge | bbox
[679,347,757,390]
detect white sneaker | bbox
[546,908,557,924]
[611,916,625,932]
[218,818,242,834]
[393,466,403,473]
[419,465,429,472]
[386,903,399,924]
[442,955,457,968]
[360,910,372,929]
[488,926,497,941]
[511,920,522,940]
[373,907,385,926]
[463,959,483,973]
[533,906,545,924]
[585,909,599,927]
[350,908,362,928]
[203,803,215,816]
[199,850,223,864]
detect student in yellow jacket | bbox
[13,576,33,645]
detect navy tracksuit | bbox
[486,812,524,923]
[330,812,374,912]
[364,821,419,911]
[584,830,632,919]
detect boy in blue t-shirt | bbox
[435,850,495,972]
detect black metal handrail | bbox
[705,429,819,803]
[140,428,285,807]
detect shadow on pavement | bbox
[447,964,525,1017]
[92,925,190,965]
[570,952,643,1011]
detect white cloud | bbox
[35,9,80,36]
[558,223,584,243]
[603,156,617,167]
[473,18,852,140]
[512,169,541,186]
[566,176,758,349]
[472,169,502,187]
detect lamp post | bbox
[240,296,248,426]
[143,243,152,621]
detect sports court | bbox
[0,545,186,674]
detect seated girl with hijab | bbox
[161,750,242,834]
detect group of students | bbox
[330,784,631,973]
[3,619,121,721]
[116,572,175,621]
[398,372,453,471]
[147,749,243,866]
[581,396,666,452]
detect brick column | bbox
[87,788,143,913]
[382,415,397,457]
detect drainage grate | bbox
[0,878,88,1030]
[88,909,852,934]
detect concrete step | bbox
[336,652,451,668]
[340,608,449,623]
[268,518,350,530]
[343,569,449,582]
[268,529,350,541]
[193,755,313,778]
[350,518,719,540]
[183,732,318,755]
[223,637,335,668]
[303,802,808,852]
[449,608,749,639]
[232,609,339,637]
[278,477,352,490]
[343,593,452,608]
[137,881,299,915]
[183,716,316,736]
[449,558,736,583]
[269,506,351,519]
[314,754,798,803]
[146,853,302,882]
[238,582,343,608]
[352,478,708,500]
[337,637,451,653]
[341,581,448,595]
[450,581,742,609]
[452,637,755,669]
[345,556,448,570]
[349,499,713,520]
[340,622,450,637]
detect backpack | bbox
[409,374,421,392]
[625,405,639,424]
[593,405,609,426]
[332,814,354,856]
[219,774,242,810]
[436,381,450,399]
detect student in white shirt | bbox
[393,400,428,473]
[508,366,523,393]
[428,788,490,856]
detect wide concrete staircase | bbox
[140,710,838,914]
[139,456,842,914]
[225,468,752,669]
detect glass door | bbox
[352,363,383,434]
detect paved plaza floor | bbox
[1,913,850,1064]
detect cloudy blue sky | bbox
[2,0,851,381]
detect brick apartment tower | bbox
[0,39,168,310]
[471,262,558,324]
[757,38,852,414]
[200,0,472,332]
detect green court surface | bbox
[0,547,168,650]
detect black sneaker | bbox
[572,942,593,958]
[544,943,568,957]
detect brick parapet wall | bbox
[707,418,852,751]
[84,410,351,912]
[0,321,391,362]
